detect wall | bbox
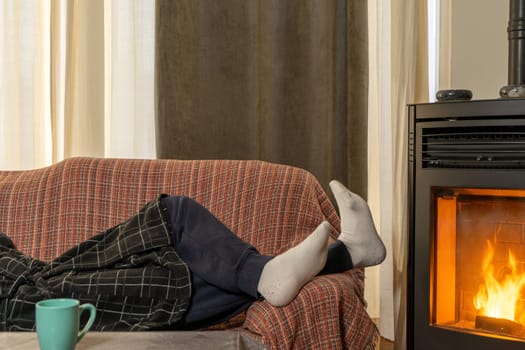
[447,0,508,100]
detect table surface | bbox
[0,331,264,350]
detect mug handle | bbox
[77,303,96,342]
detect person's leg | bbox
[161,179,386,314]
[319,240,354,275]
[258,178,388,301]
[256,221,330,306]
[324,180,387,270]
[258,178,388,303]
[182,273,256,326]
[160,196,330,321]
[161,196,266,325]
[161,196,270,298]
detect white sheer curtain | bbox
[368,0,428,348]
[0,1,52,170]
[0,0,156,171]
[104,0,156,159]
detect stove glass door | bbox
[432,187,525,340]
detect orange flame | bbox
[473,241,525,326]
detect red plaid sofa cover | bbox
[0,157,379,350]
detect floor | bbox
[373,319,394,350]
[375,337,394,350]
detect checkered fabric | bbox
[0,157,379,349]
[0,197,191,331]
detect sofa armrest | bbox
[240,271,379,350]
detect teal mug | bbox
[36,298,96,350]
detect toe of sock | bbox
[329,180,346,196]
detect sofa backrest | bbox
[0,157,339,261]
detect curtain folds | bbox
[368,0,428,348]
[0,0,156,171]
[155,0,369,197]
[104,0,156,159]
[0,0,52,170]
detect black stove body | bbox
[408,99,525,350]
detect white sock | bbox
[329,180,386,268]
[257,221,330,307]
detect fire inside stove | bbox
[432,187,525,341]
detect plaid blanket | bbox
[0,197,191,331]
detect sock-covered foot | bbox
[329,180,386,268]
[257,221,330,307]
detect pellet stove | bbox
[408,99,525,350]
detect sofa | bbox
[0,157,379,350]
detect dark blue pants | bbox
[160,196,353,327]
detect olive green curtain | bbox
[155,0,368,196]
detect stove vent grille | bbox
[422,125,525,168]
